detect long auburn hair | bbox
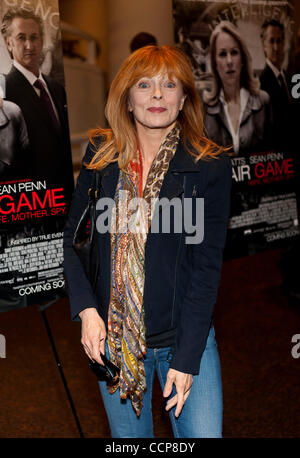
[205,21,259,106]
[88,45,223,171]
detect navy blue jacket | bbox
[63,139,232,374]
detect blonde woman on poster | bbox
[203,21,273,156]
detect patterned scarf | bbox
[107,124,180,415]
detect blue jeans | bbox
[98,326,222,438]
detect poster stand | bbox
[39,297,84,438]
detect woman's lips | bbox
[147,107,167,113]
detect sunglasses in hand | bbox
[89,353,120,387]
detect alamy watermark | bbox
[95,191,204,244]
[0,334,6,358]
[291,74,300,99]
[291,334,300,359]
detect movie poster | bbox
[0,0,74,311]
[173,0,299,258]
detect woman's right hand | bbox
[79,307,106,364]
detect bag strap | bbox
[88,171,102,227]
[88,170,101,203]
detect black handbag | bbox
[72,170,101,291]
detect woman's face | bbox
[215,31,242,87]
[128,73,186,131]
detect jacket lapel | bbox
[240,92,265,125]
[8,67,57,132]
[159,140,203,197]
[100,162,120,199]
[43,74,66,125]
[0,107,9,127]
[206,101,231,136]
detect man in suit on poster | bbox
[1,8,73,193]
[260,19,295,150]
[260,19,300,302]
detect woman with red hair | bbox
[64,45,232,438]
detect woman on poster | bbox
[203,21,273,156]
[64,45,231,438]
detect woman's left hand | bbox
[163,368,193,417]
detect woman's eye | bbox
[138,81,149,88]
[231,49,239,56]
[165,81,176,88]
[219,51,227,58]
